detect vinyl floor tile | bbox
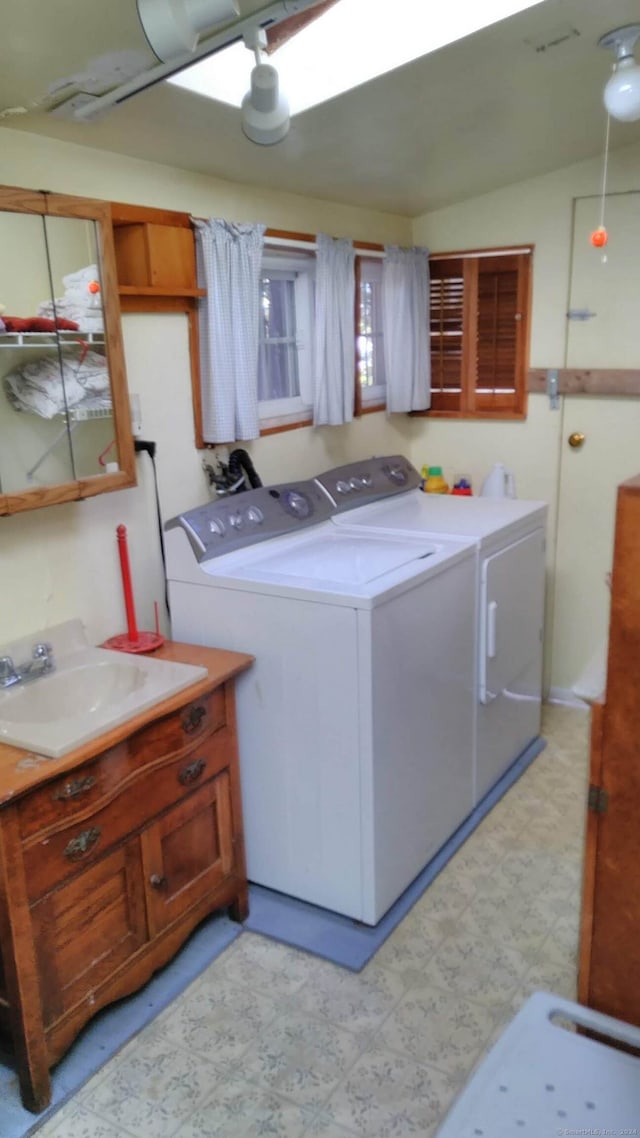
[34,703,590,1138]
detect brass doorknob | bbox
[568,432,586,449]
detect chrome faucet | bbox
[0,643,55,689]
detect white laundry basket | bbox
[434,990,640,1137]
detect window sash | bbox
[258,255,314,422]
[357,257,386,405]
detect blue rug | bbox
[2,736,544,1138]
[244,736,546,971]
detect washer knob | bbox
[228,512,244,529]
[349,477,364,490]
[336,480,351,494]
[208,518,226,536]
[245,506,264,524]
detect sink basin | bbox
[2,661,148,725]
[0,628,208,758]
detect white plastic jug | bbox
[480,462,517,499]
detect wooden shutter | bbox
[474,253,530,414]
[428,250,531,418]
[429,258,465,412]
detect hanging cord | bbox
[599,114,611,231]
[591,114,611,262]
[134,440,170,618]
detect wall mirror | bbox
[0,186,135,515]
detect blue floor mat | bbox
[244,736,546,971]
[2,736,544,1138]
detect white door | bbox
[550,193,640,695]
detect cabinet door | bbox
[30,842,147,1027]
[141,772,235,937]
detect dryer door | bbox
[479,529,545,704]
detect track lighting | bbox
[136,0,240,63]
[241,28,290,146]
[599,23,640,123]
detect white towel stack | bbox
[38,264,104,334]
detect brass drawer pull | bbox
[52,775,96,802]
[182,704,206,734]
[149,873,168,890]
[178,758,207,786]
[63,826,101,861]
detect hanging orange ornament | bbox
[590,226,608,248]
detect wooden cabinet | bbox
[114,221,197,292]
[110,202,205,303]
[0,642,252,1112]
[578,474,640,1026]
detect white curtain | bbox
[382,245,431,413]
[313,233,356,426]
[193,218,266,443]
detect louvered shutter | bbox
[474,253,529,413]
[429,259,464,412]
[428,250,530,417]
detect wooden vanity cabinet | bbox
[0,642,253,1113]
[578,474,640,1026]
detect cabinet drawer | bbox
[23,732,231,902]
[18,686,227,842]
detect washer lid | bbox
[241,530,438,585]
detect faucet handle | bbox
[32,642,53,660]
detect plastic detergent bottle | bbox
[424,466,449,494]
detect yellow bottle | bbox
[424,465,449,494]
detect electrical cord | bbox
[134,440,170,617]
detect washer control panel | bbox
[165,480,334,561]
[314,455,421,512]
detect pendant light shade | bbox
[599,24,640,123]
[241,63,290,145]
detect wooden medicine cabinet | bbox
[0,186,135,515]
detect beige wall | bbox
[2,126,639,694]
[0,127,410,651]
[412,136,640,694]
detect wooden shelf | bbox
[118,285,205,297]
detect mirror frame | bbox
[0,185,136,515]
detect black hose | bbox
[227,449,263,492]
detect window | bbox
[357,256,386,408]
[429,248,532,418]
[258,250,314,426]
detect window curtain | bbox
[382,245,431,413]
[313,233,356,426]
[193,218,266,442]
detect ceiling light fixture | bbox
[598,23,640,122]
[241,28,290,145]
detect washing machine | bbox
[165,475,476,925]
[315,456,548,805]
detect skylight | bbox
[169,0,544,116]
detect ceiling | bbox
[2,0,640,217]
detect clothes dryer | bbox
[316,457,548,805]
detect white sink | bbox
[0,622,208,758]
